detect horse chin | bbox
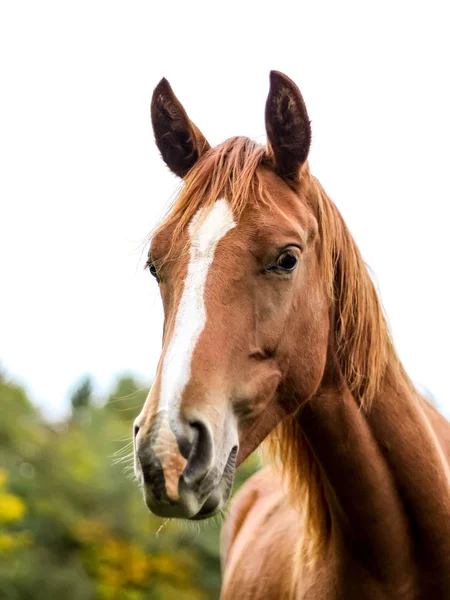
[190,475,234,520]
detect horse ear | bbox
[265,71,311,183]
[151,78,210,178]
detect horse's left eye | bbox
[270,250,298,272]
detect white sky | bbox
[1,1,449,419]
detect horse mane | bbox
[313,177,401,409]
[266,176,404,563]
[154,135,404,560]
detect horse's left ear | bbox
[151,78,211,178]
[265,71,311,183]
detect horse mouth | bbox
[190,493,222,520]
[189,444,237,520]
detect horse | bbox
[133,71,450,599]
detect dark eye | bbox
[270,250,298,272]
[147,261,160,282]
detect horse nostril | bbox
[183,420,214,486]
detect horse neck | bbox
[294,348,450,586]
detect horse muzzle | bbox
[133,410,238,519]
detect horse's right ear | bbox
[265,71,311,183]
[151,78,210,178]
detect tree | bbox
[70,376,93,413]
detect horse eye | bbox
[274,251,298,271]
[147,262,160,282]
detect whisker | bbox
[155,519,171,538]
[112,435,135,443]
[112,452,134,466]
[111,441,133,457]
[107,387,149,404]
[112,404,144,412]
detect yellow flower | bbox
[0,492,26,524]
[0,532,15,551]
[74,518,109,543]
[0,531,31,553]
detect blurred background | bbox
[0,371,258,598]
[0,1,449,598]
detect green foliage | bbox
[71,376,94,413]
[106,376,148,422]
[0,372,259,599]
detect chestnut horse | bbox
[133,71,450,599]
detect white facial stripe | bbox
[158,198,236,413]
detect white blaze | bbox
[158,198,236,412]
